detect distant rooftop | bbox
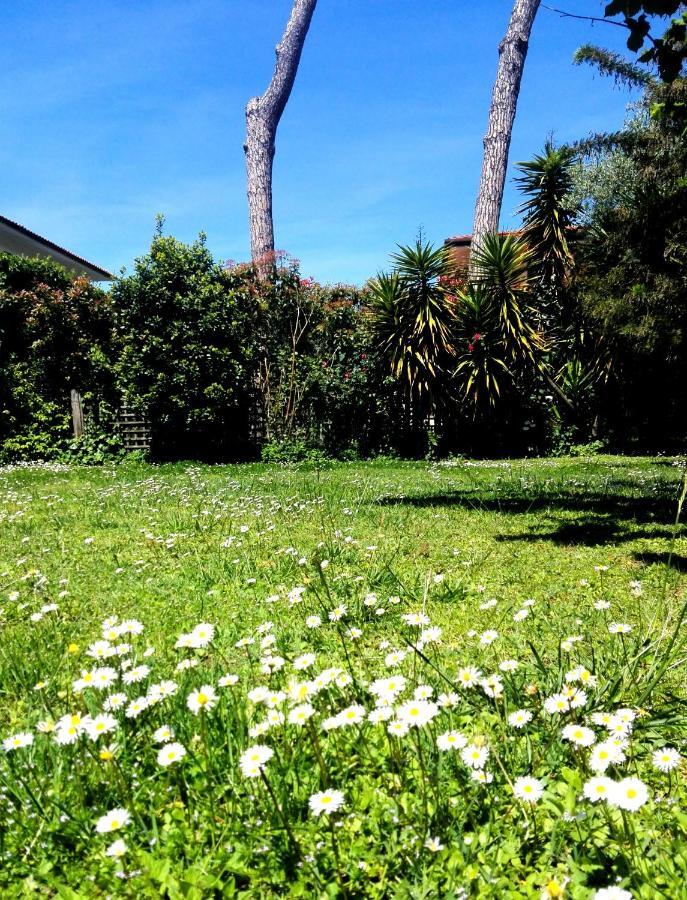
[0,214,113,281]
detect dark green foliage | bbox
[368,241,455,404]
[574,44,653,88]
[453,235,545,412]
[604,1,687,82]
[258,264,404,458]
[0,254,117,461]
[515,143,579,292]
[572,77,687,449]
[111,233,261,460]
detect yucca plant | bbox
[454,233,546,409]
[514,142,579,293]
[368,241,455,405]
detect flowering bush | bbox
[0,253,117,462]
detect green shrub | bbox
[0,254,117,462]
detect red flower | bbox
[343,373,350,380]
[473,332,481,341]
[468,343,474,353]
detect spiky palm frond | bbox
[470,233,546,366]
[454,234,546,410]
[515,143,579,289]
[455,234,545,411]
[453,285,510,408]
[368,241,455,400]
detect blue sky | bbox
[2,1,641,284]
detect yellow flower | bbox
[99,748,114,761]
[67,643,79,654]
[542,880,565,898]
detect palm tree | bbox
[453,233,546,410]
[514,142,579,296]
[368,241,455,406]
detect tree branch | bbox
[541,4,629,29]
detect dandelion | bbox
[309,789,345,817]
[508,710,533,728]
[157,742,187,766]
[541,879,567,899]
[652,747,680,773]
[95,808,131,833]
[608,777,649,812]
[187,685,218,714]
[239,744,273,777]
[513,776,544,804]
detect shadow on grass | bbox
[632,552,687,573]
[377,488,685,548]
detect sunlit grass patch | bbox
[0,457,685,897]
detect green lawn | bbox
[1,457,686,897]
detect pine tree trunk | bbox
[470,0,541,270]
[244,0,318,277]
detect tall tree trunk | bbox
[470,0,541,271]
[244,0,317,277]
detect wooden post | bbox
[70,389,84,439]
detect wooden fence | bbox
[69,392,151,453]
[115,404,152,453]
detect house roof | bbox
[445,229,525,247]
[0,214,113,281]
